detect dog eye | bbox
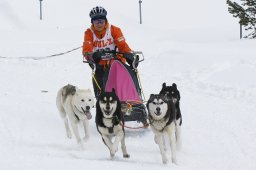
[152,102,156,105]
[81,99,85,102]
[89,99,91,101]
[160,102,164,105]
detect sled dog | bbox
[159,82,182,149]
[56,84,94,148]
[147,94,177,164]
[95,89,130,159]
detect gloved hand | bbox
[92,51,105,63]
[124,53,139,68]
[125,53,134,66]
[83,52,93,59]
[88,60,95,70]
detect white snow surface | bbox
[1,0,256,170]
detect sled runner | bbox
[83,50,148,128]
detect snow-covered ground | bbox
[1,0,256,170]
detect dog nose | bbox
[86,106,90,110]
[106,103,110,110]
[156,107,160,112]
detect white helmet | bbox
[89,6,107,21]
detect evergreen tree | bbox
[227,0,256,38]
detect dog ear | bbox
[72,91,76,95]
[149,94,156,101]
[149,94,154,99]
[162,82,166,88]
[69,86,76,95]
[172,83,177,89]
[172,83,180,99]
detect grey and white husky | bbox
[56,84,94,148]
[95,89,130,159]
[147,94,180,164]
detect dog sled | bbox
[83,50,148,128]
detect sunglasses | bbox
[93,19,106,25]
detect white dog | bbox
[56,84,94,148]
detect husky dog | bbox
[159,82,182,149]
[147,94,177,164]
[56,84,94,148]
[160,83,180,104]
[95,89,130,159]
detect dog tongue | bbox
[85,111,92,120]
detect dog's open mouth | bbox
[154,111,162,116]
[103,108,113,115]
[81,107,92,120]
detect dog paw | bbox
[78,141,85,150]
[66,131,72,139]
[161,155,168,164]
[110,153,115,159]
[123,154,130,158]
[162,158,168,164]
[83,136,89,142]
[172,158,177,164]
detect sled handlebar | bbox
[109,51,145,63]
[83,51,145,64]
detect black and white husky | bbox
[95,89,130,159]
[56,84,95,148]
[160,82,182,149]
[147,94,179,164]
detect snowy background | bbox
[1,0,256,170]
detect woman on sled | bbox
[82,6,148,127]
